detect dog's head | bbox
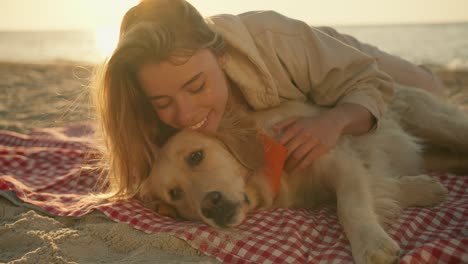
[140,124,274,228]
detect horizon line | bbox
[1,20,467,32]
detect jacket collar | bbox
[206,14,281,110]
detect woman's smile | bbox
[188,113,209,130]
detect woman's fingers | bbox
[284,138,316,170]
[285,154,300,172]
[273,116,300,132]
[289,136,318,160]
[277,122,303,146]
[274,115,334,173]
[292,145,328,173]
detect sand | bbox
[0,199,217,263]
[1,61,467,263]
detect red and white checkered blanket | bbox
[1,123,467,263]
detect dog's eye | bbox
[168,187,183,201]
[186,150,204,167]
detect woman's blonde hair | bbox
[92,0,225,199]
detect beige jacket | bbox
[206,11,395,126]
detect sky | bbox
[1,0,468,31]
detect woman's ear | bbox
[215,109,265,172]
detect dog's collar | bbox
[258,133,288,198]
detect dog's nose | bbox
[204,191,222,206]
[201,191,237,227]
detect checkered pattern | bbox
[0,123,467,264]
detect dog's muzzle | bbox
[201,191,240,227]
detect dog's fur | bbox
[140,86,468,264]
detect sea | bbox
[0,22,468,69]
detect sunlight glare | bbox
[94,26,120,59]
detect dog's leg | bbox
[397,174,448,208]
[423,149,468,174]
[390,86,468,153]
[321,152,400,264]
[369,178,403,227]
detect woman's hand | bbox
[273,113,343,174]
[272,103,376,174]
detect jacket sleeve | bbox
[267,13,395,128]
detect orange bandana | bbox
[258,133,288,198]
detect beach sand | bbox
[1,61,467,263]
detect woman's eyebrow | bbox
[148,72,203,100]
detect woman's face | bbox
[137,49,229,133]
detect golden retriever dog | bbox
[140,86,468,264]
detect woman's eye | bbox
[169,187,183,201]
[188,82,205,94]
[186,150,204,166]
[151,97,171,109]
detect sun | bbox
[94,26,120,59]
[92,0,140,59]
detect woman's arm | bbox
[253,13,395,172]
[214,11,394,172]
[330,103,375,136]
[274,103,374,173]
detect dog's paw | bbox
[353,227,400,264]
[144,200,179,219]
[399,174,448,207]
[368,237,399,264]
[411,174,448,206]
[419,176,448,206]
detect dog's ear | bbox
[138,176,179,218]
[215,109,265,172]
[138,176,162,210]
[138,176,154,203]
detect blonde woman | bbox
[93,0,444,201]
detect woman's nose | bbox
[175,97,197,126]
